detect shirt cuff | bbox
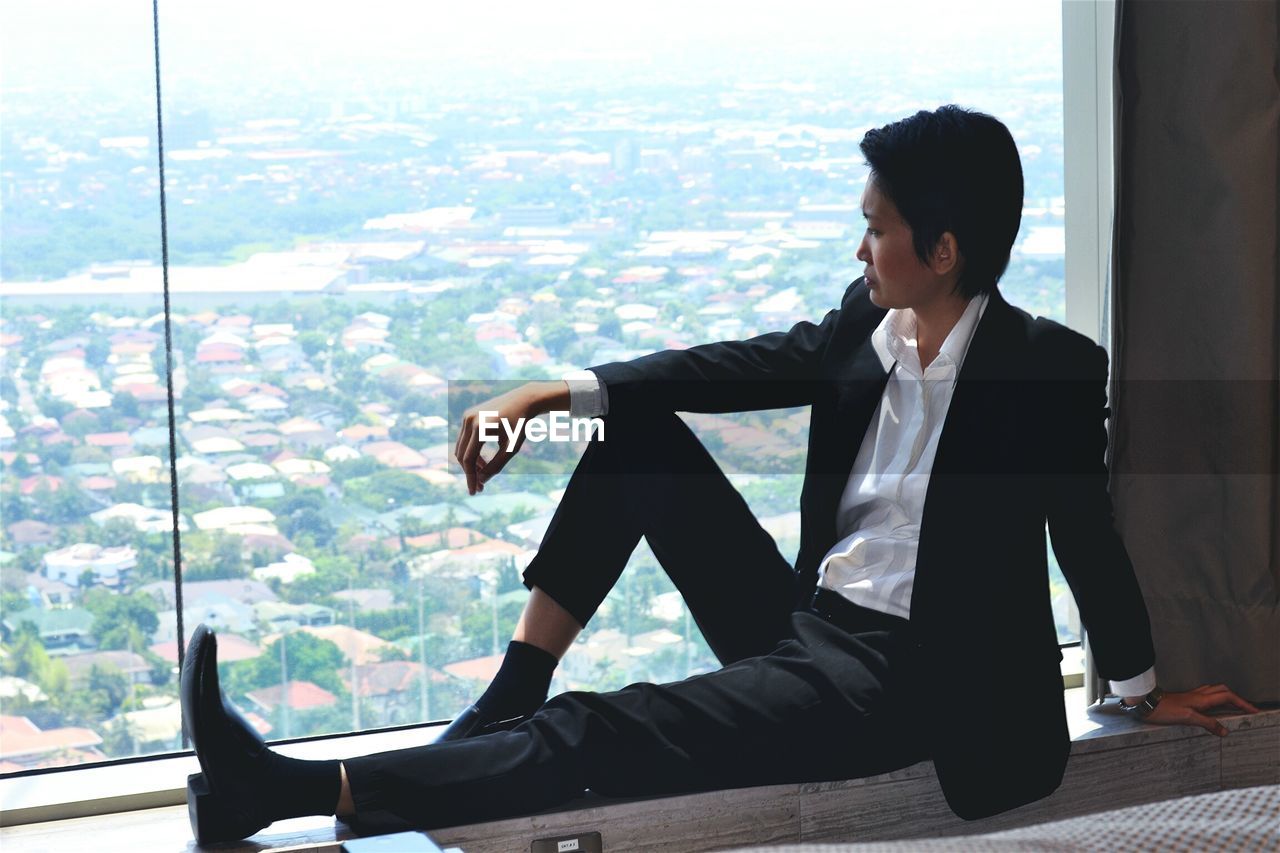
[1110,666,1157,698]
[562,369,608,419]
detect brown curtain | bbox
[1108,0,1279,702]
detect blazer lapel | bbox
[911,288,1031,623]
[796,304,890,580]
[928,287,1029,475]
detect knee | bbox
[581,410,687,470]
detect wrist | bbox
[1119,686,1164,718]
[524,380,571,416]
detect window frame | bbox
[0,0,1113,823]
[1061,0,1117,697]
[1063,0,1115,346]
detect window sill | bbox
[0,721,450,826]
[3,692,1275,852]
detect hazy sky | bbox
[3,0,1061,96]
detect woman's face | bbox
[855,177,956,311]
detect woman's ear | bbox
[931,232,961,276]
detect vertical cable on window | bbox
[150,0,187,744]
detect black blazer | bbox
[589,277,1156,819]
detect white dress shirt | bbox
[815,292,989,621]
[562,295,1155,697]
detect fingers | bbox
[481,448,509,485]
[1231,693,1261,714]
[456,411,483,495]
[1185,709,1229,737]
[1190,684,1260,715]
[1197,690,1260,716]
[453,412,466,470]
[460,431,478,494]
[455,410,524,495]
[454,395,537,494]
[454,411,472,491]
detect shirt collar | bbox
[870,291,989,376]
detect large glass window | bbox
[0,1,180,768]
[1,0,1072,771]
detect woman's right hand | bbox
[454,380,570,495]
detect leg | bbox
[337,763,354,818]
[344,611,927,833]
[512,584,579,659]
[437,410,801,742]
[522,410,800,664]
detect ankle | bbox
[473,640,558,718]
[263,752,342,821]
[335,762,355,818]
[512,586,582,659]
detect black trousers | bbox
[344,412,928,832]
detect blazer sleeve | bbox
[587,280,858,417]
[1043,340,1157,683]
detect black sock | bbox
[264,753,342,820]
[473,640,559,719]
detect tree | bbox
[211,533,246,578]
[279,506,336,548]
[225,632,348,697]
[87,663,131,715]
[83,339,110,367]
[330,456,381,483]
[0,589,30,616]
[58,663,133,727]
[298,331,328,359]
[82,588,160,650]
[538,318,579,359]
[1,491,27,526]
[101,715,144,758]
[597,315,623,340]
[113,390,140,419]
[9,453,33,478]
[101,517,144,547]
[39,485,91,526]
[38,396,73,421]
[183,532,248,582]
[374,644,411,662]
[2,623,70,699]
[70,445,111,465]
[344,469,445,511]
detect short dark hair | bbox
[859,105,1023,299]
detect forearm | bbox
[522,380,572,416]
[584,283,862,417]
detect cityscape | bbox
[0,3,1077,772]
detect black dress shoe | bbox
[181,623,272,844]
[434,703,532,742]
